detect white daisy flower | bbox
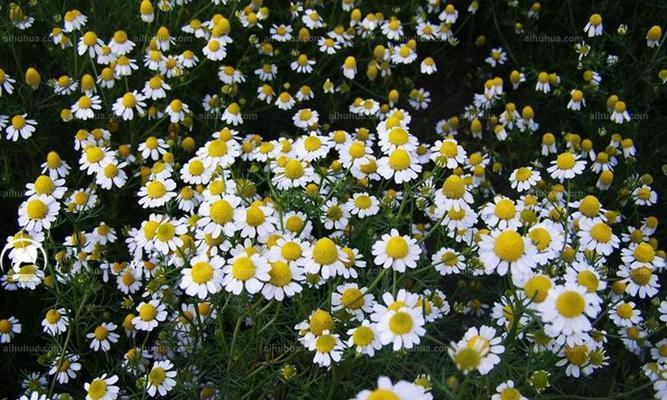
[133,300,168,331]
[378,306,425,351]
[222,252,270,295]
[146,360,177,397]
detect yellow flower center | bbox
[388,311,413,334]
[268,261,292,286]
[87,379,107,400]
[191,261,214,284]
[368,389,400,400]
[245,206,265,226]
[285,216,304,234]
[590,223,612,243]
[387,127,408,145]
[633,243,655,263]
[388,149,411,171]
[354,195,372,210]
[281,241,302,261]
[565,345,588,365]
[231,257,255,281]
[26,199,48,219]
[33,175,55,195]
[494,199,516,220]
[454,348,481,371]
[312,238,338,265]
[386,236,409,259]
[528,228,551,251]
[348,142,366,159]
[148,367,166,385]
[121,93,137,108]
[515,167,532,182]
[94,326,108,340]
[556,291,586,318]
[493,231,524,262]
[139,303,158,321]
[616,303,633,319]
[188,160,205,176]
[146,181,166,199]
[210,200,233,224]
[303,136,320,151]
[309,309,334,335]
[524,275,551,303]
[0,320,10,333]
[556,153,576,170]
[85,146,105,163]
[500,388,521,400]
[341,287,364,309]
[352,326,374,346]
[284,159,304,179]
[577,270,599,293]
[314,334,337,353]
[629,266,652,285]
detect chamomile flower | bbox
[138,178,177,208]
[378,305,425,351]
[0,316,21,343]
[180,254,224,299]
[112,91,146,120]
[84,374,119,400]
[578,220,620,256]
[479,229,538,278]
[86,322,120,352]
[273,157,315,189]
[332,283,375,321]
[49,354,81,384]
[262,260,304,301]
[492,381,527,400]
[372,230,421,272]
[377,148,421,184]
[584,14,603,37]
[133,300,168,331]
[71,95,102,120]
[538,282,598,337]
[222,252,270,295]
[42,308,69,336]
[432,247,465,275]
[108,30,134,54]
[18,195,60,233]
[146,360,177,397]
[304,237,348,279]
[353,376,433,400]
[6,114,37,141]
[510,166,541,192]
[548,152,586,182]
[347,192,380,218]
[449,325,504,375]
[617,264,660,299]
[235,202,277,238]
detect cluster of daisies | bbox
[1,1,666,399]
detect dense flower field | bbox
[0,0,666,399]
